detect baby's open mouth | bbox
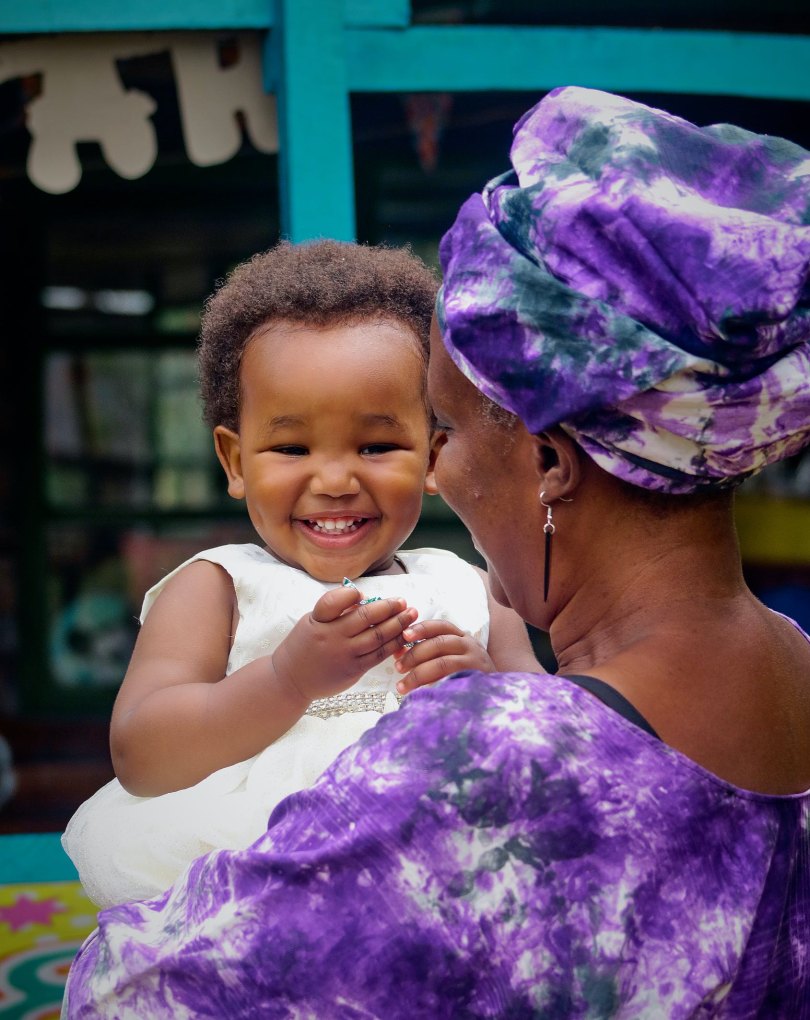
[304,517,366,533]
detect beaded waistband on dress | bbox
[305,690,404,719]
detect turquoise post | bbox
[270,0,356,242]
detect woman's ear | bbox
[424,431,444,496]
[530,427,582,501]
[213,426,246,500]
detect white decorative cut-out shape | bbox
[0,35,158,194]
[171,33,278,167]
[0,32,278,194]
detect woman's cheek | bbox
[433,447,460,508]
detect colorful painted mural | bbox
[0,883,96,1018]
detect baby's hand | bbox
[272,584,417,703]
[393,619,494,694]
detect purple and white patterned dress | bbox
[63,661,809,1018]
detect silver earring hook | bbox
[540,491,573,506]
[540,491,555,534]
[541,490,573,534]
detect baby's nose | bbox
[310,458,361,496]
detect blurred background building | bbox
[0,0,809,837]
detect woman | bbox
[64,87,810,1018]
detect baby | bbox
[62,239,540,908]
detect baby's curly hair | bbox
[198,239,439,430]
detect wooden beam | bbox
[0,0,409,33]
[345,26,810,102]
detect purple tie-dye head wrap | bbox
[437,86,810,493]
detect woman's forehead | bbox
[428,323,476,410]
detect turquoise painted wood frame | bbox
[2,0,810,244]
[0,833,78,883]
[0,0,808,882]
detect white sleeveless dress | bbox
[62,544,490,909]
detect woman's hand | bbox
[393,620,495,694]
[272,584,417,704]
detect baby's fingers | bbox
[395,630,465,674]
[397,619,465,646]
[395,632,493,694]
[350,604,418,658]
[342,597,416,638]
[310,583,367,623]
[394,640,466,693]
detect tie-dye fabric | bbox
[437,86,810,493]
[63,669,809,1018]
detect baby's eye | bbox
[361,443,399,455]
[272,445,308,456]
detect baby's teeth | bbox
[311,518,359,531]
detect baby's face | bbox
[214,319,433,582]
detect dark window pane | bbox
[45,350,222,510]
[46,521,256,690]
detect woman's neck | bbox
[547,505,810,794]
[550,501,747,674]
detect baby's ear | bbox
[213,426,246,500]
[424,432,443,496]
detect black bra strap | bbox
[561,674,661,740]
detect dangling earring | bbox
[540,492,573,602]
[541,491,554,603]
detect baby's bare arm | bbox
[111,562,415,796]
[479,568,543,673]
[110,560,303,796]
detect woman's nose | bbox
[309,457,361,496]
